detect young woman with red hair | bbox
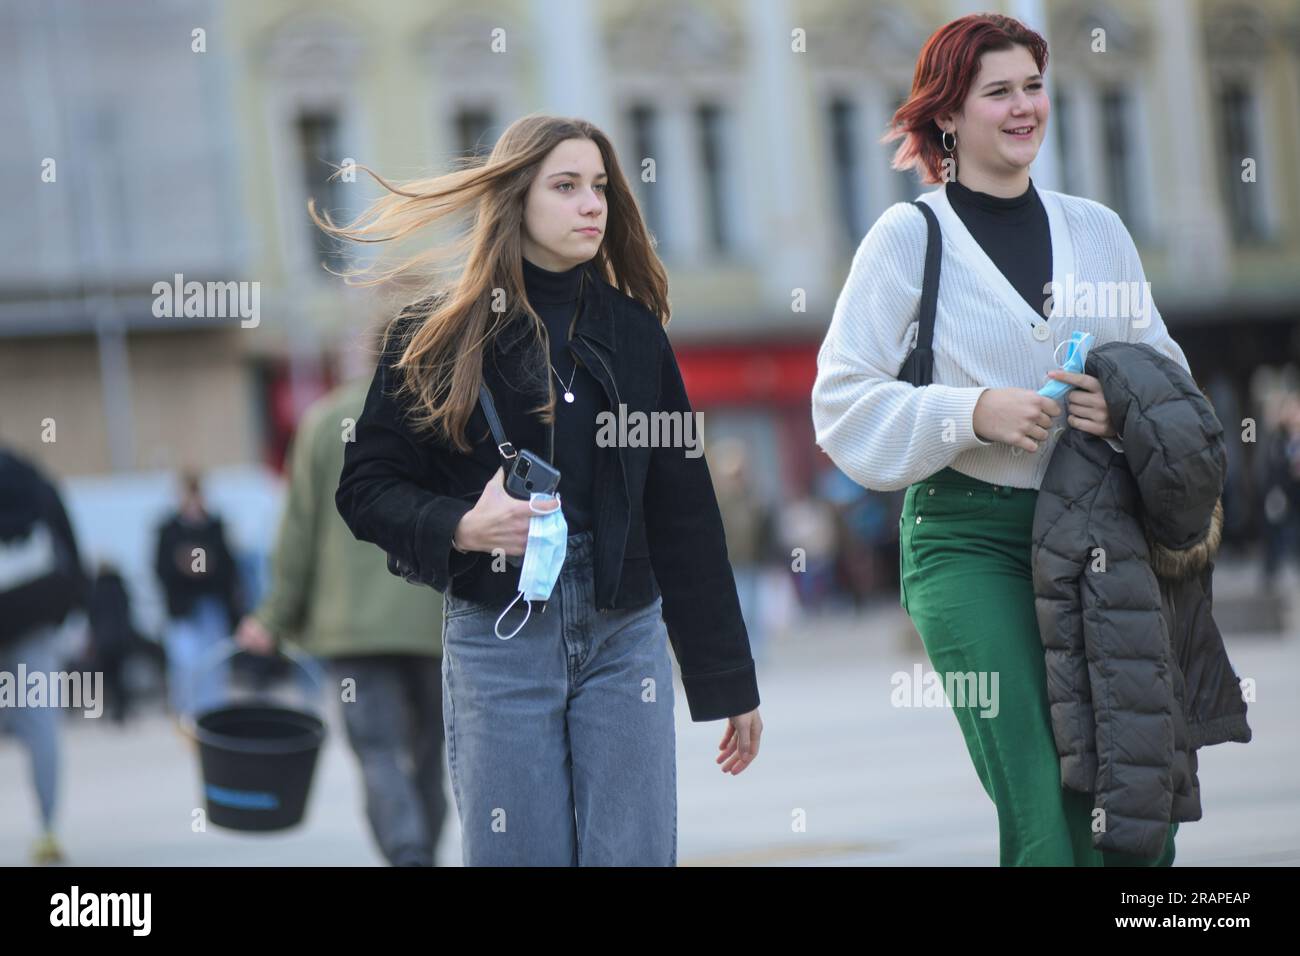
[813,14,1193,866]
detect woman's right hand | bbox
[234,615,276,656]
[973,388,1062,453]
[452,467,559,557]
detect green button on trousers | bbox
[899,466,1177,867]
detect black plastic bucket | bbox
[193,703,326,831]
[186,641,327,832]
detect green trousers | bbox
[899,466,1177,867]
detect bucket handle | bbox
[180,638,326,739]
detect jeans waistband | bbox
[915,467,1036,497]
[562,530,595,570]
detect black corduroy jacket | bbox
[335,262,760,722]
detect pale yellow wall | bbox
[0,331,250,476]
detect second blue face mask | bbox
[1038,330,1095,400]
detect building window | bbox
[828,96,863,242]
[1053,86,1077,195]
[694,102,731,252]
[297,110,348,273]
[628,104,665,252]
[454,108,496,159]
[888,87,917,202]
[1217,79,1263,241]
[1099,88,1134,227]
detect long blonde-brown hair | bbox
[308,113,670,454]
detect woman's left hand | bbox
[717,708,762,775]
[1048,370,1117,439]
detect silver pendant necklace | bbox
[551,363,577,403]
[549,273,584,405]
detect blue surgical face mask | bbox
[1038,330,1095,400]
[495,493,568,640]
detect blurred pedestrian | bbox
[817,465,889,607]
[712,438,780,663]
[0,446,89,864]
[235,333,451,867]
[1258,391,1300,592]
[153,471,242,723]
[86,560,138,725]
[777,494,838,612]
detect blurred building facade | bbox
[3,0,1299,537]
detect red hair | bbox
[883,13,1048,185]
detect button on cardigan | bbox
[812,183,1193,492]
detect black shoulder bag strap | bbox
[477,384,517,464]
[896,199,943,387]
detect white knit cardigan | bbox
[811,182,1193,492]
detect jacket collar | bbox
[572,261,616,352]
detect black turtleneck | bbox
[519,255,602,534]
[947,177,1052,322]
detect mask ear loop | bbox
[1054,332,1092,370]
[1043,340,1073,407]
[495,591,531,640]
[529,491,561,513]
[1052,338,1071,368]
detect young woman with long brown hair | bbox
[317,114,762,866]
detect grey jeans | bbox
[0,623,61,831]
[327,653,448,866]
[441,530,677,866]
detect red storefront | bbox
[674,338,825,497]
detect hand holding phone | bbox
[504,451,561,500]
[453,467,561,558]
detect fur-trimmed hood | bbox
[1132,375,1226,582]
[1146,496,1223,582]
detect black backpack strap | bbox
[478,384,516,461]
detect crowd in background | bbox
[3,381,1299,864]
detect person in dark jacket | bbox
[1034,342,1251,861]
[234,352,451,867]
[711,438,780,664]
[1258,392,1300,593]
[87,561,139,725]
[322,114,763,866]
[153,471,243,721]
[0,445,89,864]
